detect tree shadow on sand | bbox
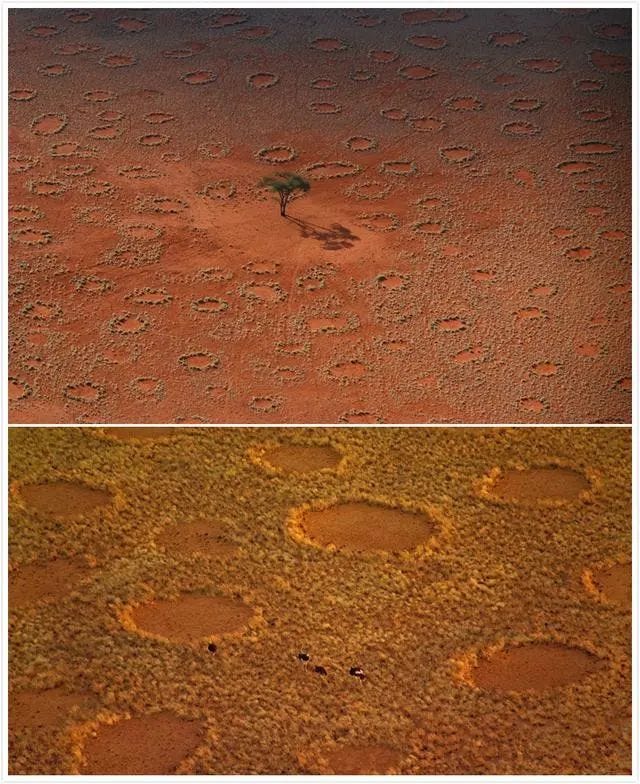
[286,217,360,250]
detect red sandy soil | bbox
[472,642,606,693]
[8,8,631,424]
[589,562,632,611]
[301,500,437,551]
[81,712,205,775]
[489,466,590,501]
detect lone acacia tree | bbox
[259,172,310,217]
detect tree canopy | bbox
[259,172,310,216]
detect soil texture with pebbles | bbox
[8,426,631,774]
[7,8,631,424]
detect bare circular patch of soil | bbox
[138,133,170,146]
[557,160,596,175]
[28,23,63,37]
[10,688,93,733]
[261,444,342,473]
[569,140,619,155]
[369,49,399,63]
[398,64,437,80]
[103,427,183,441]
[502,121,541,137]
[310,37,347,52]
[256,144,296,164]
[578,108,611,122]
[130,288,171,304]
[575,77,605,92]
[309,101,342,114]
[180,352,220,371]
[359,212,399,231]
[509,97,543,111]
[239,25,274,39]
[9,558,92,609]
[12,227,52,246]
[402,8,466,23]
[181,70,217,85]
[409,116,444,131]
[66,10,93,22]
[64,382,105,403]
[208,11,249,28]
[381,107,407,121]
[344,135,377,151]
[565,246,594,261]
[296,501,437,553]
[408,34,447,49]
[310,77,336,89]
[519,58,563,73]
[30,113,68,136]
[531,361,559,376]
[379,160,417,176]
[192,297,228,313]
[198,141,229,159]
[592,23,630,40]
[109,314,149,335]
[445,96,483,112]
[9,377,32,402]
[515,307,546,321]
[247,72,279,89]
[487,467,590,503]
[130,594,253,642]
[471,642,606,693]
[347,180,390,200]
[83,89,115,102]
[589,562,631,610]
[439,146,477,164]
[305,161,362,179]
[81,712,204,774]
[330,361,366,379]
[519,397,548,413]
[99,53,137,68]
[20,481,113,517]
[489,30,528,46]
[325,744,402,774]
[39,63,71,77]
[115,16,150,33]
[10,88,37,101]
[243,282,285,303]
[589,49,630,74]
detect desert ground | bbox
[7,7,632,424]
[8,426,631,774]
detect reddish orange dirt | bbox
[8,8,631,424]
[80,712,205,775]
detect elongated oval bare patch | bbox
[81,712,204,774]
[103,427,184,441]
[129,594,253,643]
[488,467,590,503]
[590,563,631,610]
[325,744,402,774]
[472,643,605,693]
[262,444,342,473]
[19,481,113,517]
[298,501,436,552]
[9,558,92,609]
[10,688,93,733]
